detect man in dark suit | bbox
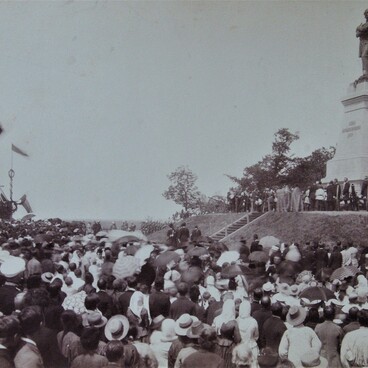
[253,296,272,349]
[333,178,342,211]
[118,276,137,315]
[361,176,368,210]
[149,279,171,318]
[177,223,190,248]
[96,278,113,318]
[342,177,350,209]
[169,282,196,320]
[262,302,287,352]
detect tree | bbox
[163,166,201,212]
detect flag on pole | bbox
[12,144,29,157]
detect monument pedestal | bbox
[324,80,368,188]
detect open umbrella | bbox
[221,264,251,278]
[113,255,139,279]
[299,286,335,302]
[216,251,240,267]
[259,236,280,248]
[330,266,360,281]
[107,230,147,243]
[154,251,180,268]
[248,251,269,263]
[135,244,154,266]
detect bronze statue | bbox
[356,9,368,75]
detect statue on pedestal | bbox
[356,9,368,78]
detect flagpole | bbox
[9,144,15,202]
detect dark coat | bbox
[118,290,135,315]
[329,251,342,270]
[0,285,20,316]
[0,349,14,368]
[97,290,113,318]
[149,291,171,318]
[252,308,272,348]
[262,315,287,352]
[169,296,196,320]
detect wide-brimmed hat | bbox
[175,314,196,336]
[289,284,299,296]
[83,312,107,328]
[278,283,290,295]
[186,320,206,339]
[105,315,130,341]
[286,306,307,326]
[0,256,25,278]
[263,282,274,293]
[300,350,328,368]
[151,315,165,330]
[41,272,54,283]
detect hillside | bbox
[147,212,245,243]
[222,211,368,248]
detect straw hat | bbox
[151,315,165,330]
[160,319,177,342]
[41,272,54,284]
[83,312,107,328]
[289,284,299,297]
[286,306,307,326]
[262,282,274,293]
[186,320,206,339]
[175,314,197,336]
[300,350,328,368]
[105,315,130,341]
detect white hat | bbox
[262,282,274,293]
[0,256,25,278]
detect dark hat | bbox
[83,312,107,328]
[186,320,207,339]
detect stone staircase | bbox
[210,212,263,242]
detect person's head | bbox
[365,9,368,20]
[271,302,283,318]
[85,272,94,285]
[85,293,100,311]
[154,278,164,292]
[60,310,81,333]
[253,288,263,302]
[198,326,217,352]
[323,306,335,321]
[80,327,100,352]
[189,285,200,303]
[348,306,359,322]
[306,307,320,323]
[97,278,107,291]
[126,276,138,289]
[74,268,82,278]
[105,340,125,363]
[260,296,271,309]
[69,263,77,272]
[64,277,73,287]
[177,282,189,297]
[19,306,42,336]
[0,315,20,348]
[358,309,368,327]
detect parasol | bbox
[330,266,360,281]
[299,286,335,302]
[216,251,240,267]
[113,255,139,279]
[154,251,180,268]
[134,244,154,266]
[107,230,147,243]
[259,236,280,248]
[221,263,250,278]
[248,251,269,263]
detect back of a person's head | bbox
[105,340,125,362]
[126,276,137,289]
[60,310,80,332]
[69,263,77,272]
[80,327,100,352]
[189,285,200,303]
[26,275,41,290]
[97,278,107,290]
[271,302,283,318]
[253,288,263,301]
[323,306,335,321]
[64,277,73,287]
[0,315,20,341]
[260,296,271,309]
[85,293,100,310]
[198,327,217,352]
[358,309,368,327]
[19,306,42,336]
[177,282,189,297]
[85,272,94,285]
[348,306,359,321]
[48,282,61,298]
[74,268,82,278]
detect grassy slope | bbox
[222,211,368,248]
[147,212,245,243]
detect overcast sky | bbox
[0,1,366,220]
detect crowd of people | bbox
[227,176,368,214]
[0,218,368,367]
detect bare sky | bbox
[0,1,366,220]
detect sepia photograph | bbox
[1,1,368,367]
